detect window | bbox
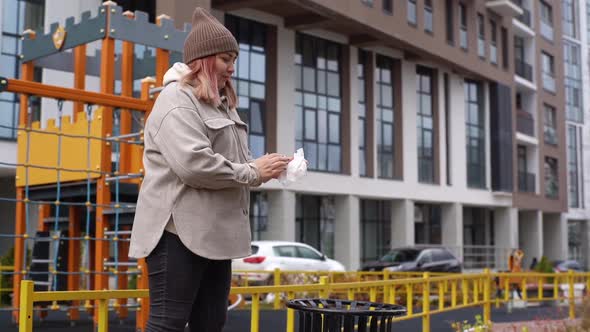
[541,52,556,92]
[295,33,342,173]
[567,126,580,208]
[465,81,485,189]
[540,1,554,40]
[296,195,335,258]
[376,55,395,179]
[296,246,323,260]
[424,0,433,33]
[477,14,485,58]
[249,192,268,241]
[446,0,454,44]
[417,67,435,183]
[358,50,370,177]
[226,15,268,158]
[414,203,442,244]
[501,27,508,69]
[274,246,297,257]
[383,0,392,13]
[544,104,558,145]
[545,157,559,199]
[562,0,577,39]
[459,3,468,49]
[444,73,451,185]
[514,36,531,81]
[517,145,534,193]
[407,0,417,25]
[0,0,45,139]
[490,20,497,64]
[361,0,374,6]
[360,200,391,264]
[564,42,583,123]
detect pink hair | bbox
[182,56,237,109]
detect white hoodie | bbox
[163,62,191,86]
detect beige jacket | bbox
[129,63,260,260]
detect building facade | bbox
[0,0,585,271]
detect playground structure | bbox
[0,1,191,329]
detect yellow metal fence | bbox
[17,270,590,332]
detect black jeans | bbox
[145,231,232,332]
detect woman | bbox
[129,8,290,332]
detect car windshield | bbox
[379,249,420,263]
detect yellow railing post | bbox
[319,276,329,298]
[97,299,109,332]
[286,291,295,332]
[451,281,457,307]
[18,280,34,332]
[422,272,430,332]
[383,270,390,302]
[251,292,260,332]
[370,287,377,303]
[274,268,281,309]
[406,284,413,315]
[462,279,468,305]
[568,270,575,319]
[483,269,491,324]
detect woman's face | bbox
[215,52,237,89]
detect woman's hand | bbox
[253,153,292,183]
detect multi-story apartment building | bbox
[0,0,581,271]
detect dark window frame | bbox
[465,80,486,189]
[417,66,435,183]
[376,54,396,179]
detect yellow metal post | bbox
[319,276,329,298]
[568,270,575,319]
[97,299,108,332]
[286,291,295,332]
[370,287,377,302]
[538,277,543,300]
[18,280,34,332]
[462,279,468,305]
[251,292,260,332]
[274,268,281,309]
[406,284,413,315]
[451,281,457,307]
[389,285,396,304]
[438,282,444,310]
[483,269,491,324]
[348,288,355,301]
[422,273,430,332]
[521,278,527,301]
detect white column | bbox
[401,61,418,184]
[275,25,296,155]
[542,213,567,261]
[334,195,360,270]
[348,46,360,177]
[518,211,543,269]
[442,203,463,260]
[494,207,518,269]
[265,190,296,241]
[391,199,414,247]
[449,74,467,188]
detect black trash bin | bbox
[286,298,406,332]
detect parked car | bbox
[553,260,584,273]
[232,241,346,284]
[361,247,462,273]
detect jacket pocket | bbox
[203,117,239,161]
[204,117,235,130]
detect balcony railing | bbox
[516,110,534,136]
[543,73,556,92]
[515,7,531,26]
[514,58,533,81]
[544,126,557,145]
[518,171,536,193]
[540,21,554,40]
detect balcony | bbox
[517,110,534,136]
[514,59,533,81]
[515,7,531,26]
[518,171,536,193]
[486,0,523,17]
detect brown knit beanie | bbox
[183,8,239,64]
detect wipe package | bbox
[278,148,308,186]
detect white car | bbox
[232,241,346,283]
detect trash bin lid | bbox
[286,298,406,317]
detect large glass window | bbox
[376,55,395,179]
[295,33,342,173]
[544,104,558,145]
[490,20,497,65]
[417,67,435,183]
[0,0,44,139]
[465,81,485,189]
[383,0,393,13]
[564,42,583,123]
[407,0,417,25]
[541,52,556,92]
[545,157,559,199]
[459,3,468,49]
[249,192,268,241]
[567,126,580,208]
[540,1,554,40]
[358,50,369,177]
[424,0,433,33]
[446,0,454,44]
[226,15,268,158]
[295,195,335,258]
[414,203,442,244]
[360,200,391,264]
[562,0,578,39]
[477,14,485,58]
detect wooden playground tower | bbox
[0,1,190,329]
